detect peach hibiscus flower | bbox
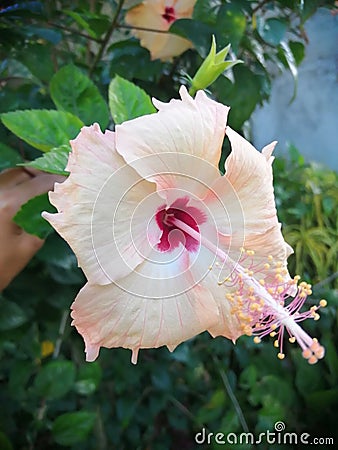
[43,87,325,365]
[125,0,197,61]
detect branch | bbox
[89,0,125,76]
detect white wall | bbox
[251,8,338,170]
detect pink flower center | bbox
[162,6,176,24]
[155,197,206,252]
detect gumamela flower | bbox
[43,87,325,365]
[125,0,197,61]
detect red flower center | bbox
[155,197,206,252]
[162,6,176,24]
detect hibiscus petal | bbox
[116,87,229,199]
[224,127,280,233]
[71,264,220,363]
[43,124,162,285]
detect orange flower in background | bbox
[125,0,197,61]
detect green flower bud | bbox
[189,36,242,95]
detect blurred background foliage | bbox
[0,0,337,449]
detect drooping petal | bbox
[204,127,293,286]
[224,127,280,233]
[42,124,162,285]
[116,86,229,199]
[71,254,220,363]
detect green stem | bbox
[89,0,125,77]
[213,356,250,433]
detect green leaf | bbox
[0,299,28,331]
[257,18,287,46]
[13,193,56,239]
[34,360,76,400]
[75,362,102,395]
[108,75,156,125]
[278,41,298,102]
[21,144,70,175]
[108,39,163,82]
[0,432,13,450]
[216,4,246,53]
[289,41,305,66]
[0,143,22,170]
[52,411,96,445]
[170,19,214,57]
[1,110,83,152]
[50,65,110,129]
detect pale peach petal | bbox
[116,87,229,199]
[71,264,220,363]
[43,124,162,285]
[224,127,279,234]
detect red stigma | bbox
[162,6,176,24]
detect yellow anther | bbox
[270,331,276,337]
[253,336,261,344]
[314,313,320,321]
[264,263,270,270]
[294,275,301,281]
[310,305,317,311]
[271,324,277,330]
[240,247,245,253]
[319,299,327,307]
[267,287,274,294]
[273,340,279,348]
[277,352,285,360]
[208,265,213,270]
[313,338,318,343]
[277,286,284,294]
[268,255,273,261]
[288,336,296,343]
[247,250,255,256]
[299,291,307,298]
[306,289,312,295]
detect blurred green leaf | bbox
[109,75,156,124]
[108,39,163,81]
[216,4,246,52]
[289,41,305,66]
[278,41,298,102]
[21,144,70,175]
[34,360,76,400]
[50,65,109,129]
[52,411,96,445]
[75,362,102,396]
[0,143,22,170]
[0,299,28,331]
[257,18,287,46]
[13,193,56,239]
[1,110,83,152]
[170,19,214,57]
[0,432,13,450]
[16,43,55,83]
